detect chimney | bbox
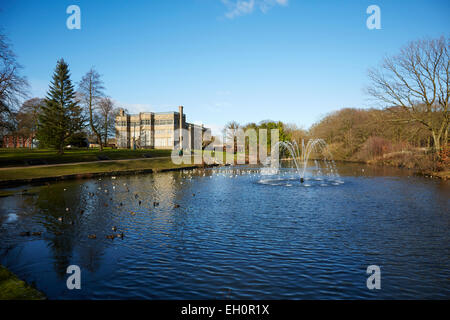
[179,106,184,149]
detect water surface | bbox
[0,163,449,299]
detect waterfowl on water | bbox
[54,231,63,236]
[31,232,42,236]
[153,202,159,207]
[174,204,180,208]
[88,234,96,239]
[57,217,63,222]
[80,210,85,215]
[138,200,142,205]
[106,234,116,240]
[130,211,136,216]
[112,226,117,232]
[116,233,124,239]
[20,231,30,236]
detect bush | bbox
[356,136,392,161]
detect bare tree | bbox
[0,32,29,132]
[78,68,105,150]
[16,97,44,147]
[367,36,449,153]
[97,97,116,146]
[223,121,240,141]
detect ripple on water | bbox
[0,166,448,299]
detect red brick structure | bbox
[2,135,34,148]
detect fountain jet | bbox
[271,139,339,182]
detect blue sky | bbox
[1,0,449,134]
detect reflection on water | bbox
[0,163,449,299]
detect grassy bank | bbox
[0,157,203,184]
[0,147,171,167]
[0,265,45,300]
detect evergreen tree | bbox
[37,59,84,154]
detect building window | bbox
[155,138,167,147]
[155,119,173,125]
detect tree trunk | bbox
[58,143,64,155]
[88,97,103,151]
[431,131,441,155]
[104,116,108,146]
[445,127,448,148]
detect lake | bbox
[0,163,449,299]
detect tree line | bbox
[223,37,448,171]
[1,31,448,170]
[0,33,121,154]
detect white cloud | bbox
[221,0,288,19]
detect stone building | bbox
[115,106,207,150]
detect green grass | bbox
[0,265,45,300]
[0,157,198,182]
[0,147,172,167]
[0,148,241,183]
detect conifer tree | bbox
[37,59,84,154]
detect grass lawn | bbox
[0,147,172,167]
[0,157,200,182]
[0,265,45,300]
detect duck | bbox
[106,234,116,240]
[88,234,97,239]
[130,211,136,216]
[174,204,180,208]
[80,210,85,215]
[116,233,124,239]
[31,232,42,236]
[57,217,63,222]
[112,226,117,232]
[153,202,159,207]
[138,200,142,205]
[20,231,30,236]
[54,231,63,236]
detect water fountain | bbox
[269,139,340,184]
